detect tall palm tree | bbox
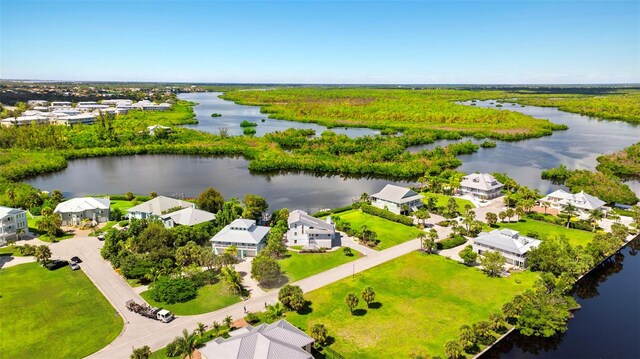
[444,339,464,359]
[176,329,197,359]
[563,204,578,228]
[223,315,233,329]
[418,232,427,251]
[221,266,244,295]
[195,322,207,338]
[267,302,286,320]
[211,321,221,337]
[540,201,550,214]
[34,245,52,263]
[588,209,604,232]
[5,188,16,207]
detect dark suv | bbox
[44,259,68,270]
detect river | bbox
[481,237,640,359]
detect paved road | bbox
[78,237,421,358]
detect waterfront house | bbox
[147,124,172,135]
[472,229,541,268]
[370,184,424,215]
[210,218,270,258]
[198,319,314,359]
[538,189,607,218]
[459,173,504,200]
[160,207,216,228]
[54,197,110,226]
[0,206,29,245]
[126,196,195,221]
[287,209,339,249]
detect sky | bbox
[1,0,638,84]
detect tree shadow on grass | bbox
[367,302,383,309]
[259,275,289,290]
[352,308,367,316]
[297,301,313,315]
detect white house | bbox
[287,209,339,249]
[370,184,424,215]
[160,207,216,228]
[0,206,29,245]
[538,190,607,218]
[54,197,110,226]
[147,124,172,135]
[460,173,504,200]
[198,319,314,359]
[210,218,270,258]
[126,196,195,220]
[472,229,541,268]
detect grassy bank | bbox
[335,209,424,250]
[495,218,595,248]
[280,249,362,282]
[0,263,123,358]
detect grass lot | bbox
[26,211,74,242]
[0,263,123,358]
[285,252,538,358]
[0,245,25,257]
[280,249,362,282]
[110,199,138,212]
[423,193,475,214]
[140,282,241,316]
[336,210,424,250]
[495,218,594,247]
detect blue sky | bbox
[1,0,638,84]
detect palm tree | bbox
[589,209,604,232]
[35,245,52,263]
[267,302,286,320]
[463,210,476,234]
[522,199,535,213]
[361,287,375,307]
[418,232,427,251]
[458,325,476,350]
[310,323,328,345]
[488,312,506,332]
[130,345,151,359]
[444,339,464,359]
[515,206,525,221]
[415,208,430,226]
[540,201,550,214]
[426,196,438,212]
[505,208,515,222]
[211,321,221,337]
[498,211,507,223]
[5,188,16,207]
[16,228,24,240]
[176,329,197,359]
[563,204,578,228]
[223,315,233,329]
[607,212,620,223]
[344,293,359,314]
[359,192,370,203]
[196,322,207,338]
[221,266,244,295]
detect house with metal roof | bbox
[160,207,216,228]
[538,189,607,218]
[127,196,195,221]
[0,206,29,245]
[210,218,270,258]
[472,229,541,268]
[198,319,314,359]
[459,173,504,200]
[287,209,339,249]
[370,184,424,215]
[54,197,110,226]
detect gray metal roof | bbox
[199,319,314,359]
[541,190,606,210]
[160,207,215,226]
[126,196,195,216]
[54,197,110,214]
[460,173,504,191]
[0,206,25,218]
[288,210,334,232]
[210,218,271,245]
[474,229,540,255]
[371,184,423,204]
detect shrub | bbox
[165,338,181,357]
[125,191,135,201]
[360,204,413,226]
[243,127,257,136]
[278,284,305,311]
[240,120,258,127]
[16,244,36,256]
[149,276,198,304]
[245,312,260,324]
[343,247,353,256]
[299,247,327,253]
[437,235,467,249]
[118,220,129,227]
[480,140,497,148]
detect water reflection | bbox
[178,92,380,138]
[482,237,640,359]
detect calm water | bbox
[482,237,640,359]
[409,100,640,196]
[25,156,407,213]
[179,92,380,138]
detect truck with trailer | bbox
[125,300,175,323]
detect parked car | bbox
[97,234,105,241]
[70,256,82,264]
[44,259,68,271]
[70,262,80,270]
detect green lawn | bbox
[495,218,594,247]
[140,282,241,316]
[26,211,74,242]
[0,245,25,257]
[285,252,538,358]
[280,249,362,282]
[110,199,138,212]
[423,193,475,213]
[336,209,424,250]
[0,263,123,358]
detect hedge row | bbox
[360,204,414,226]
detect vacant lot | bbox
[280,249,362,282]
[285,252,538,358]
[336,210,424,250]
[423,193,475,214]
[0,263,123,358]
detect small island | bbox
[210,113,222,117]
